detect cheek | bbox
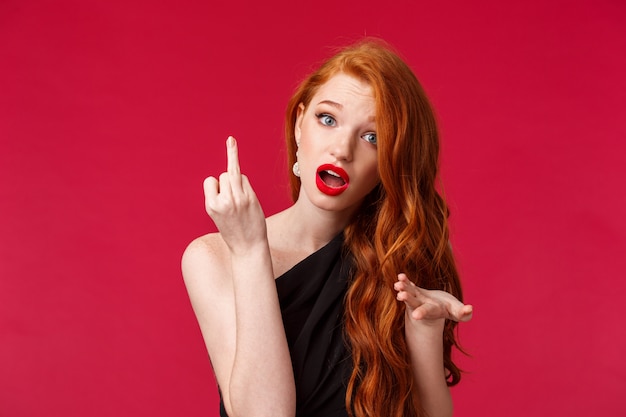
[297,127,322,164]
[298,140,313,161]
[296,123,311,153]
[371,169,381,189]
[361,158,380,189]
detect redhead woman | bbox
[182,39,473,417]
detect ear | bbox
[294,103,305,144]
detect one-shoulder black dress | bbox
[219,233,352,417]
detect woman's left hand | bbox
[393,273,473,326]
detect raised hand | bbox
[393,273,473,325]
[203,136,267,255]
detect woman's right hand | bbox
[203,136,267,255]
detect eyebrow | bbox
[316,100,376,122]
[317,100,343,109]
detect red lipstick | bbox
[316,164,349,196]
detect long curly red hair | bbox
[285,39,464,417]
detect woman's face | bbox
[294,72,379,214]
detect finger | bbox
[241,174,257,199]
[203,176,219,211]
[226,136,242,189]
[218,172,232,199]
[203,176,219,197]
[395,286,424,308]
[395,289,411,303]
[411,302,445,321]
[394,274,424,307]
[394,273,413,292]
[439,299,473,322]
[397,273,410,283]
[455,304,473,322]
[393,280,408,292]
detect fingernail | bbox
[227,136,235,147]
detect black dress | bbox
[219,233,352,417]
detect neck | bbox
[268,193,356,254]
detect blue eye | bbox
[362,132,377,145]
[316,113,336,127]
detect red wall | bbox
[1,0,625,415]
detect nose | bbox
[329,131,354,162]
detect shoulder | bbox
[182,233,231,291]
[182,232,227,265]
[181,233,236,348]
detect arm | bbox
[394,274,472,417]
[228,241,296,417]
[183,137,295,417]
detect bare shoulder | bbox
[182,233,230,286]
[182,232,228,263]
[181,233,234,321]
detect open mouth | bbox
[316,164,349,196]
[319,170,346,187]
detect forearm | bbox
[228,243,296,417]
[405,318,453,417]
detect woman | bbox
[182,39,473,417]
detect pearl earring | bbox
[292,161,300,177]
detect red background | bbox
[1,0,625,415]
